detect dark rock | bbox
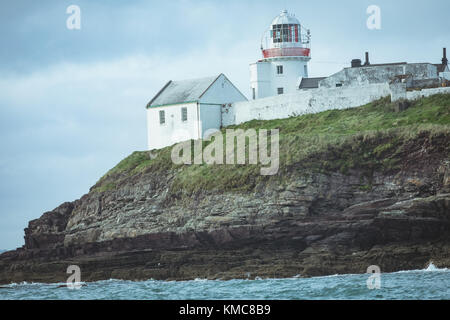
[1,132,450,284]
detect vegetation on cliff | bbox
[92,94,450,195]
[2,94,449,283]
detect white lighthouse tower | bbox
[250,10,311,99]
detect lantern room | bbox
[261,9,311,60]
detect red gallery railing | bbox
[262,47,310,59]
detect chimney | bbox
[364,52,370,66]
[442,48,448,66]
[351,59,362,68]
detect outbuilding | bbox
[146,74,247,150]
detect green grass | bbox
[91,93,450,195]
[226,94,450,134]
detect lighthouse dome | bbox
[260,9,311,60]
[271,9,300,26]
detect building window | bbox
[252,88,256,100]
[277,87,284,95]
[159,110,165,124]
[304,65,308,77]
[335,83,343,87]
[277,65,283,74]
[181,107,187,122]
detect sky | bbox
[0,0,449,249]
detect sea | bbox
[0,264,448,300]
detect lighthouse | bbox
[250,10,311,99]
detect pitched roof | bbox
[345,62,408,69]
[147,74,221,108]
[299,77,326,89]
[434,63,449,74]
[364,62,407,67]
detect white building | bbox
[250,10,311,99]
[146,73,247,150]
[317,49,450,89]
[437,48,450,80]
[145,8,449,151]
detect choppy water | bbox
[1,264,448,300]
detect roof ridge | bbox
[171,74,220,84]
[198,74,223,99]
[146,74,224,108]
[146,80,172,108]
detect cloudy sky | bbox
[0,0,449,249]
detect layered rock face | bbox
[1,96,449,284]
[1,134,449,284]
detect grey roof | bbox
[364,62,407,67]
[299,77,326,89]
[345,62,408,69]
[434,63,449,74]
[147,74,221,107]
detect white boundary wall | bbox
[406,86,450,100]
[222,83,391,126]
[223,84,450,126]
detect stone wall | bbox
[222,82,450,127]
[406,86,450,100]
[410,78,441,89]
[389,83,407,102]
[222,83,391,126]
[319,63,437,89]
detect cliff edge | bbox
[1,94,449,284]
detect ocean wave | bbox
[395,262,449,273]
[1,263,448,290]
[424,262,448,272]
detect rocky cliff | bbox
[1,94,449,284]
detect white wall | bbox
[406,86,450,100]
[147,102,199,150]
[250,62,271,99]
[199,74,247,104]
[198,73,247,135]
[440,71,450,80]
[223,83,391,126]
[250,58,308,99]
[389,83,407,102]
[147,74,247,150]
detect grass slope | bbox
[92,94,450,195]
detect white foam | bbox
[395,262,449,273]
[424,262,448,272]
[193,278,208,282]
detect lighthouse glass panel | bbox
[272,24,298,43]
